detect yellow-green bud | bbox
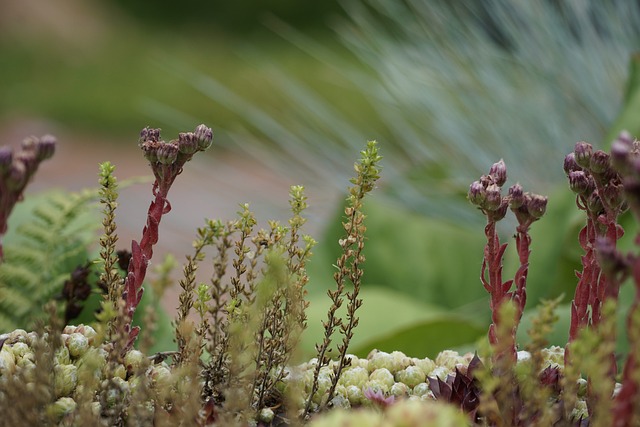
[390,382,409,397]
[46,397,76,422]
[0,348,16,375]
[338,366,369,387]
[395,365,426,388]
[368,368,395,390]
[413,357,436,376]
[54,364,78,397]
[9,342,29,358]
[124,349,146,373]
[258,408,275,423]
[412,382,430,397]
[66,333,89,358]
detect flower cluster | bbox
[0,134,56,260]
[468,160,547,360]
[122,125,213,348]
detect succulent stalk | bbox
[122,125,213,349]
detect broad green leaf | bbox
[300,286,485,360]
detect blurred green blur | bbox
[0,0,347,139]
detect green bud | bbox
[345,385,365,405]
[395,365,426,389]
[124,349,146,373]
[258,407,275,423]
[412,382,431,397]
[368,368,395,391]
[46,397,76,422]
[338,366,369,387]
[54,364,78,397]
[390,382,409,397]
[66,333,89,358]
[9,342,30,359]
[54,346,71,365]
[412,357,436,376]
[0,348,16,375]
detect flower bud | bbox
[574,141,593,168]
[568,171,590,195]
[139,127,161,144]
[7,159,27,190]
[124,349,146,373]
[0,348,16,375]
[508,183,524,209]
[563,152,581,175]
[258,408,275,423]
[611,131,633,170]
[488,199,509,221]
[36,134,56,161]
[156,142,179,165]
[194,124,213,151]
[0,147,12,174]
[589,150,611,174]
[177,132,198,155]
[412,382,430,397]
[468,181,486,206]
[526,194,548,219]
[489,159,507,186]
[46,397,76,421]
[586,191,604,214]
[484,184,502,211]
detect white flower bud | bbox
[412,357,436,376]
[541,346,564,369]
[390,351,411,373]
[367,350,393,373]
[150,364,172,389]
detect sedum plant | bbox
[3,123,640,426]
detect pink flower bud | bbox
[589,150,610,174]
[468,180,486,206]
[194,124,213,151]
[526,194,547,219]
[484,184,502,211]
[177,132,198,155]
[156,142,179,165]
[563,152,581,176]
[489,159,507,186]
[36,134,56,161]
[574,141,593,169]
[508,183,524,209]
[568,171,590,195]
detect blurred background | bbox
[3,0,640,359]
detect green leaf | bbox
[301,287,485,359]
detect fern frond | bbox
[0,189,99,330]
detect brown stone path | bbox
[1,117,341,315]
